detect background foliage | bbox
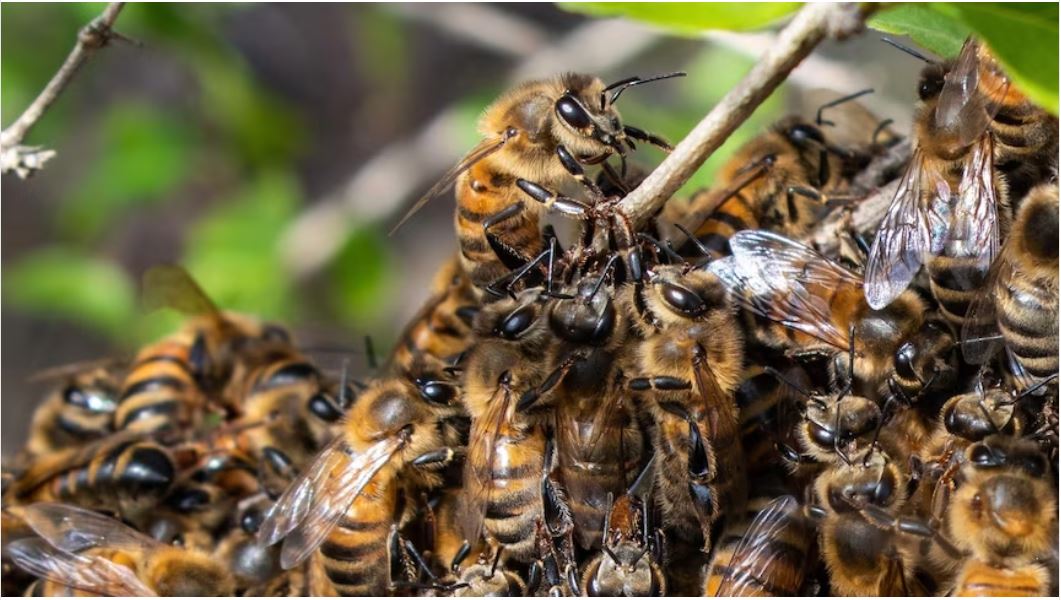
[2,3,1056,455]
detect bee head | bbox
[549,276,616,346]
[551,74,626,162]
[643,266,729,327]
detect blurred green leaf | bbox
[58,103,195,240]
[3,248,135,339]
[183,171,302,320]
[327,227,393,328]
[560,2,801,34]
[868,4,971,58]
[938,3,1058,114]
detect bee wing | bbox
[710,231,855,350]
[390,134,513,235]
[864,153,944,310]
[936,39,994,149]
[256,433,405,569]
[949,137,1001,285]
[960,249,1011,364]
[15,502,159,555]
[141,264,221,317]
[6,538,158,597]
[715,495,806,597]
[693,351,741,444]
[459,380,515,544]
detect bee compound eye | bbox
[659,283,706,316]
[498,306,536,339]
[788,123,825,146]
[419,380,454,406]
[556,94,592,130]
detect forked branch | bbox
[619,2,875,226]
[1,2,129,179]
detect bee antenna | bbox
[673,223,713,259]
[880,37,934,63]
[1016,373,1059,399]
[488,545,504,579]
[363,335,377,370]
[602,71,686,107]
[637,233,684,264]
[816,88,874,127]
[763,366,814,400]
[589,254,620,301]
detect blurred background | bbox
[1,3,925,457]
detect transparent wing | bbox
[141,264,220,317]
[16,502,159,554]
[459,379,515,545]
[693,355,741,445]
[257,433,405,569]
[864,154,936,309]
[6,538,157,597]
[936,39,993,148]
[716,495,806,597]
[390,134,514,235]
[947,136,1000,288]
[710,231,856,350]
[960,251,1010,364]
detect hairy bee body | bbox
[388,255,479,377]
[620,266,746,548]
[115,335,206,434]
[964,184,1059,380]
[702,491,813,596]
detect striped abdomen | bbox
[389,261,478,375]
[477,426,545,561]
[557,400,642,549]
[241,358,334,466]
[952,560,1049,597]
[986,89,1058,201]
[996,280,1059,379]
[26,438,176,517]
[116,339,203,433]
[690,189,759,257]
[318,476,395,596]
[927,253,992,328]
[455,156,545,291]
[703,493,812,596]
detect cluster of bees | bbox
[2,36,1058,596]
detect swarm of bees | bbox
[3,36,1057,597]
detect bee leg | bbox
[411,447,455,469]
[388,526,416,590]
[516,178,595,220]
[259,446,298,499]
[859,504,964,559]
[623,125,673,152]
[628,377,693,391]
[482,201,537,272]
[555,145,604,199]
[517,353,587,412]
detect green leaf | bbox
[560,2,801,35]
[327,227,394,329]
[182,171,302,320]
[868,4,971,58]
[939,3,1058,114]
[3,248,135,339]
[57,103,195,240]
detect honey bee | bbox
[387,254,480,378]
[702,492,814,596]
[865,38,1058,317]
[4,431,180,524]
[118,265,292,434]
[391,72,680,291]
[962,183,1059,383]
[711,229,954,400]
[618,263,746,550]
[256,370,460,595]
[459,288,557,561]
[806,452,951,596]
[735,362,811,476]
[674,91,896,258]
[941,435,1057,596]
[580,458,667,596]
[230,344,348,472]
[517,269,645,551]
[20,364,120,460]
[6,502,235,596]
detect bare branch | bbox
[618,2,874,226]
[1,2,128,179]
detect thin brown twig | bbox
[619,2,874,226]
[1,2,128,178]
